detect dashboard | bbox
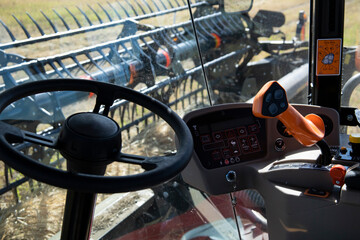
[181,103,340,195]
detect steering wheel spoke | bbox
[22,130,57,148]
[93,86,117,115]
[116,153,157,170]
[0,121,57,148]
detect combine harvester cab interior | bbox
[0,0,359,239]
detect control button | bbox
[230,157,235,164]
[330,164,346,186]
[226,129,236,138]
[339,147,347,154]
[232,148,240,156]
[249,135,260,150]
[192,125,199,136]
[268,103,278,115]
[211,151,221,161]
[238,127,247,136]
[213,131,224,141]
[240,137,251,153]
[275,138,286,151]
[229,139,240,155]
[265,93,272,103]
[235,156,240,162]
[248,124,259,133]
[229,139,237,147]
[200,134,211,143]
[222,148,232,158]
[274,89,284,100]
[224,159,230,165]
[226,171,236,183]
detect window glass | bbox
[191,0,310,104]
[342,0,360,134]
[0,0,211,239]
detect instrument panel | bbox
[186,107,266,169]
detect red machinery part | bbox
[330,164,346,186]
[211,33,221,48]
[157,49,171,68]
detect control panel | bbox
[181,103,340,195]
[187,107,266,169]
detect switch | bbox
[330,164,346,186]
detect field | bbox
[0,0,359,239]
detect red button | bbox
[330,164,346,186]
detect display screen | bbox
[187,107,266,169]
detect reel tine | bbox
[56,58,75,78]
[0,19,17,41]
[116,1,131,18]
[165,0,174,9]
[48,61,66,78]
[40,10,58,33]
[157,0,168,10]
[71,55,95,79]
[133,0,147,15]
[107,1,122,20]
[123,0,139,16]
[26,12,45,36]
[139,36,157,54]
[77,6,93,26]
[231,15,246,31]
[207,17,224,35]
[84,52,109,81]
[12,14,31,38]
[52,9,71,31]
[172,26,186,42]
[220,14,237,33]
[172,0,181,8]
[88,4,103,24]
[200,18,219,36]
[149,0,161,12]
[98,3,113,22]
[140,0,154,13]
[97,47,129,83]
[65,7,83,28]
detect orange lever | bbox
[252,81,325,147]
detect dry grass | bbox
[0,186,67,240]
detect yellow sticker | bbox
[316,39,342,76]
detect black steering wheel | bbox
[0,79,193,193]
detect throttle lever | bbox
[252,81,330,165]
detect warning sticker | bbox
[316,39,342,76]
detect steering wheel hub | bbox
[58,112,122,170]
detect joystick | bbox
[252,81,331,165]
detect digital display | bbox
[187,107,266,169]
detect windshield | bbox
[0,0,358,239]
